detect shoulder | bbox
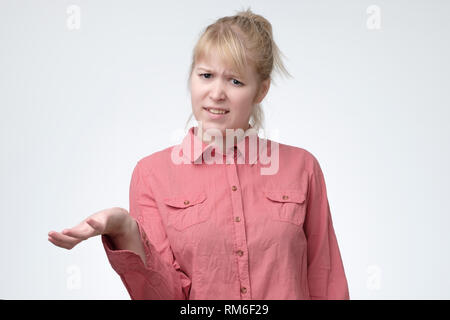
[270,138,321,170]
[133,144,178,175]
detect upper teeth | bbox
[208,108,227,114]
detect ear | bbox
[254,78,271,104]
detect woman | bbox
[48,8,350,300]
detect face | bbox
[190,48,270,141]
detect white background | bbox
[1,0,449,299]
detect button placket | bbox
[224,151,251,299]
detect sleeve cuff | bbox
[101,219,153,274]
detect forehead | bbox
[196,48,250,75]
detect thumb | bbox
[86,218,104,234]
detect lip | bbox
[204,106,229,112]
[203,106,229,119]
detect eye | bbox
[198,73,244,87]
[199,73,212,79]
[231,79,244,86]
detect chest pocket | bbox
[163,192,208,231]
[264,190,307,226]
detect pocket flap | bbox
[163,192,207,209]
[264,190,306,204]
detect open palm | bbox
[48,207,129,250]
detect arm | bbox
[101,161,191,300]
[304,154,350,300]
[104,215,147,267]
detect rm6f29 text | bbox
[224,304,269,315]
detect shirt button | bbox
[282,195,289,200]
[184,200,190,205]
[240,287,247,294]
[231,185,237,191]
[236,250,244,257]
[235,216,241,222]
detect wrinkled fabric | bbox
[101,125,350,300]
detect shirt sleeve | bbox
[304,154,350,300]
[101,161,191,300]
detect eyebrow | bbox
[196,66,241,77]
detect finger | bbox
[61,221,97,240]
[48,233,80,250]
[49,230,81,246]
[48,235,71,249]
[48,231,82,248]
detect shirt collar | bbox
[180,125,263,166]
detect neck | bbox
[194,124,251,154]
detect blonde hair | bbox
[185,7,292,134]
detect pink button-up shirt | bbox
[101,125,350,300]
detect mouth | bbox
[203,106,230,115]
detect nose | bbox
[209,80,226,101]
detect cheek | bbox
[190,82,203,109]
[232,93,255,112]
